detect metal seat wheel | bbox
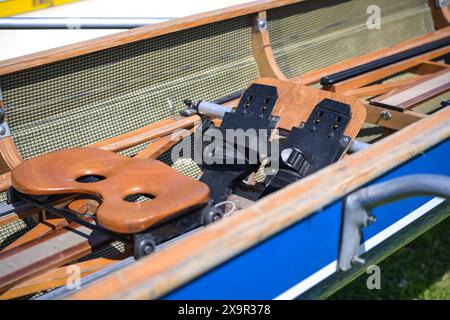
[202,207,223,225]
[134,234,156,259]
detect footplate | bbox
[199,83,279,206]
[263,99,352,194]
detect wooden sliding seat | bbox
[11,148,210,234]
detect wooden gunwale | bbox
[0,1,448,76]
[0,0,305,76]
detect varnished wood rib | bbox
[0,0,305,76]
[134,128,195,159]
[0,172,11,192]
[90,116,200,152]
[365,104,427,130]
[0,254,127,300]
[251,11,286,79]
[294,27,450,85]
[370,69,450,111]
[66,107,450,300]
[133,135,176,159]
[0,137,22,169]
[0,213,21,227]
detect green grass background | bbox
[331,217,449,299]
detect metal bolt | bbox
[367,215,377,225]
[255,18,267,31]
[380,110,392,120]
[436,0,447,8]
[271,116,280,122]
[143,245,153,255]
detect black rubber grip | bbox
[320,36,450,86]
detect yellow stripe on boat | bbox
[0,0,81,18]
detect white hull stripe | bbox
[274,197,445,300]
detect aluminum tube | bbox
[0,17,175,29]
[339,174,450,271]
[361,174,450,209]
[197,101,231,119]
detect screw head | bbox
[255,18,267,31]
[258,19,266,29]
[367,215,377,225]
[271,116,280,122]
[143,244,154,255]
[380,110,392,120]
